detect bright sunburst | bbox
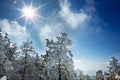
[22,6,35,19]
[17,1,42,25]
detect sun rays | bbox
[16,1,42,26]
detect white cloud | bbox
[39,0,104,42]
[59,0,88,29]
[0,19,29,44]
[39,23,64,42]
[59,0,105,33]
[39,0,88,42]
[73,58,108,75]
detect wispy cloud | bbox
[59,0,105,32]
[59,0,88,29]
[39,0,105,42]
[0,19,29,44]
[39,23,64,42]
[83,0,105,33]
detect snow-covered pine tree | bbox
[106,57,120,80]
[0,29,14,79]
[30,53,45,80]
[16,39,37,80]
[108,57,118,73]
[95,70,104,80]
[43,32,75,80]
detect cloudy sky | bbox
[0,0,120,75]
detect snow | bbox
[0,76,7,80]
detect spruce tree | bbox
[43,32,75,80]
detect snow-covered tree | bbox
[43,32,75,80]
[74,69,84,80]
[83,75,91,80]
[74,69,92,80]
[105,57,120,80]
[108,57,118,73]
[34,54,46,80]
[0,30,14,79]
[95,70,104,80]
[16,39,37,80]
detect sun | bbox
[22,6,35,19]
[17,1,42,25]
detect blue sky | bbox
[0,0,120,75]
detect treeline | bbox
[0,30,82,80]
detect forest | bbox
[0,30,120,80]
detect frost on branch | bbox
[0,30,14,77]
[42,32,75,80]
